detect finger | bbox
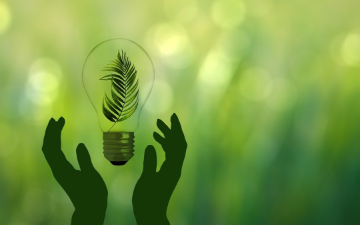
[170,113,181,131]
[171,113,186,139]
[142,145,157,175]
[43,117,64,149]
[153,132,165,145]
[157,119,171,137]
[76,143,95,172]
[159,113,187,176]
[42,117,74,174]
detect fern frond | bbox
[100,50,139,131]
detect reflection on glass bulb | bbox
[82,38,155,166]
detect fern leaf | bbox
[100,50,139,131]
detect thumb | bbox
[142,145,157,175]
[76,143,95,172]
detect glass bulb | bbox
[82,38,154,166]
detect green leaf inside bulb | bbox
[100,50,139,131]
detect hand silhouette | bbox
[42,117,108,225]
[132,113,187,225]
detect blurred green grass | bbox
[1,0,360,224]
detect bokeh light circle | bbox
[0,1,11,35]
[26,58,62,106]
[341,32,360,66]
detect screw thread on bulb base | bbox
[103,132,134,166]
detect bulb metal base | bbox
[103,132,134,166]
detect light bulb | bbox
[82,38,154,166]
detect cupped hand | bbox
[132,113,187,225]
[42,117,108,225]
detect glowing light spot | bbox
[0,2,11,35]
[29,58,62,76]
[196,51,235,109]
[212,0,246,29]
[29,71,59,93]
[18,98,56,126]
[26,58,62,105]
[145,80,174,114]
[341,33,360,66]
[162,44,194,69]
[149,23,194,69]
[153,23,189,57]
[266,78,297,111]
[198,52,234,89]
[238,68,272,101]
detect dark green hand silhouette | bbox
[42,117,108,225]
[133,113,187,225]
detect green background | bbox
[1,0,360,224]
